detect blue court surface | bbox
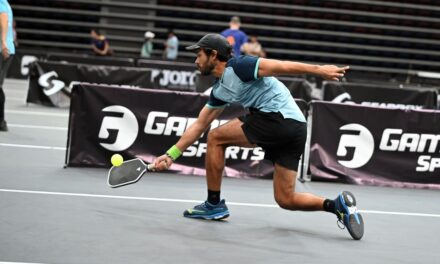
[1,79,439,264]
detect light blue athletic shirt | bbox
[207,55,306,122]
[0,0,14,55]
[165,35,178,60]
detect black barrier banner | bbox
[66,84,281,178]
[7,51,136,79]
[323,82,438,109]
[27,61,204,107]
[310,101,440,189]
[137,59,216,93]
[27,60,313,108]
[7,50,46,79]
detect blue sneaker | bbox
[183,199,230,220]
[335,191,364,240]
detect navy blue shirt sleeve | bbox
[206,89,228,108]
[228,55,260,82]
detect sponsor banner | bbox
[323,82,438,110]
[28,61,148,107]
[7,50,45,79]
[66,84,277,178]
[137,59,216,93]
[27,60,313,108]
[310,101,440,189]
[27,61,204,107]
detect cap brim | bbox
[186,44,201,51]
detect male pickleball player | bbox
[153,33,364,240]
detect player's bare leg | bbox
[183,118,253,220]
[205,118,254,191]
[272,163,364,239]
[272,163,325,211]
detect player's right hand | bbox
[153,154,173,171]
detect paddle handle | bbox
[147,163,156,172]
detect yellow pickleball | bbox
[111,154,124,167]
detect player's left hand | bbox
[1,42,9,60]
[318,65,349,81]
[153,154,173,171]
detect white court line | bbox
[4,89,27,93]
[5,110,68,117]
[0,143,66,151]
[0,262,45,264]
[361,210,440,217]
[5,78,28,83]
[8,124,67,130]
[7,97,25,101]
[1,188,439,218]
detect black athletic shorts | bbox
[238,108,307,171]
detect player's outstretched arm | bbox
[175,106,224,152]
[153,106,224,170]
[257,58,349,81]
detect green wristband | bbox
[166,145,182,161]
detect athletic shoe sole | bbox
[184,211,230,220]
[340,191,364,240]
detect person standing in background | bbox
[0,0,15,132]
[141,31,155,58]
[163,29,178,60]
[221,16,248,57]
[12,19,17,47]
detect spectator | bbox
[221,16,248,57]
[12,19,17,47]
[140,31,155,58]
[241,35,266,57]
[163,29,178,60]
[0,0,15,132]
[90,29,113,56]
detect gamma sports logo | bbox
[98,106,139,151]
[97,106,265,160]
[336,124,375,168]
